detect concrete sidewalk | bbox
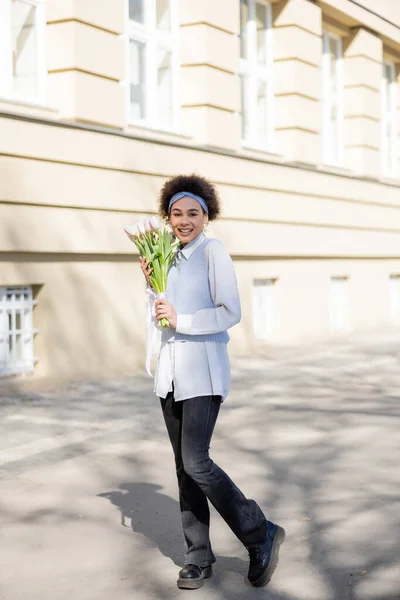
[0,332,399,600]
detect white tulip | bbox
[136,221,145,235]
[124,224,138,237]
[143,218,152,232]
[150,216,161,231]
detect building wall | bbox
[1,0,400,380]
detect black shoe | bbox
[246,521,286,587]
[177,564,213,590]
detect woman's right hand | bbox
[139,257,153,285]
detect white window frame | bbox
[389,274,400,321]
[0,0,46,105]
[0,286,38,377]
[322,31,344,168]
[240,0,275,152]
[252,278,277,340]
[125,0,180,132]
[329,276,349,333]
[381,61,397,178]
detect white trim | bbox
[240,0,274,152]
[322,31,344,168]
[0,0,47,105]
[381,61,397,178]
[125,0,180,132]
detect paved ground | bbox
[0,331,399,600]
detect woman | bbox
[139,174,285,590]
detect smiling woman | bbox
[137,173,285,591]
[169,195,208,246]
[158,173,221,222]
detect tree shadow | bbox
[98,481,249,578]
[2,332,400,599]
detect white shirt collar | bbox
[179,233,206,260]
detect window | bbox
[322,32,343,167]
[240,0,274,150]
[0,0,46,104]
[0,286,38,377]
[252,278,277,339]
[126,0,180,130]
[381,62,397,178]
[329,276,348,332]
[389,274,400,321]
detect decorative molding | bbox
[47,18,120,36]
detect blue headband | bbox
[168,191,209,214]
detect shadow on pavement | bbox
[2,332,400,599]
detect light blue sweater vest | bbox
[162,238,229,344]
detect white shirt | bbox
[150,233,241,401]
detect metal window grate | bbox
[0,286,38,377]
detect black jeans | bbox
[160,392,267,567]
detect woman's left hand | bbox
[155,299,177,328]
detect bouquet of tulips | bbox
[124,216,179,328]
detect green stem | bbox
[158,317,170,328]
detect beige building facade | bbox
[1,0,400,381]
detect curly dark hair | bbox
[158,174,221,221]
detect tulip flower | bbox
[137,221,145,235]
[124,216,179,328]
[149,216,161,231]
[124,225,138,239]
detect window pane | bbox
[129,39,146,120]
[129,0,145,23]
[156,0,171,31]
[12,0,37,97]
[382,63,396,175]
[253,279,276,339]
[323,33,342,166]
[329,36,338,60]
[8,313,12,349]
[240,0,248,60]
[384,79,391,112]
[384,63,392,84]
[383,64,393,112]
[16,332,22,360]
[384,122,392,169]
[240,75,249,139]
[256,79,268,138]
[157,48,173,128]
[389,275,400,320]
[329,38,338,93]
[330,277,348,331]
[256,2,267,65]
